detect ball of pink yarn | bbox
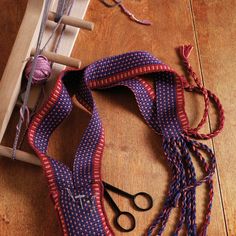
[24,55,51,85]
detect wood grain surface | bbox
[0,0,235,235]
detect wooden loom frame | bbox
[0,0,93,166]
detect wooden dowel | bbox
[48,11,94,31]
[0,145,41,166]
[31,48,81,68]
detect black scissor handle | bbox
[114,211,136,232]
[133,192,153,211]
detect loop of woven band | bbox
[28,51,222,235]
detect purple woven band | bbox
[28,51,216,236]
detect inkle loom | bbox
[28,46,224,235]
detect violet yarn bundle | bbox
[24,55,51,85]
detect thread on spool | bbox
[24,55,52,85]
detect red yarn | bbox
[179,45,224,140]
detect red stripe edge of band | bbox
[28,75,69,236]
[87,64,190,131]
[88,64,173,89]
[28,70,113,235]
[91,128,114,235]
[175,76,190,131]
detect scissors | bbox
[103,181,153,232]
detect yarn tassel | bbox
[180,44,193,61]
[147,134,216,235]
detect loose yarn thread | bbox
[17,87,46,149]
[100,0,152,26]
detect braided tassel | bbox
[147,134,216,235]
[177,138,197,235]
[180,45,210,136]
[185,137,216,235]
[179,45,225,140]
[147,137,196,235]
[184,86,225,140]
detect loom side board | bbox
[0,0,44,143]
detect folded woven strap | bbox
[28,49,224,236]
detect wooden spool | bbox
[0,145,41,166]
[48,11,94,30]
[31,48,81,68]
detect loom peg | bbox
[48,11,94,31]
[0,145,40,166]
[31,48,81,68]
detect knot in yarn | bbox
[24,55,51,85]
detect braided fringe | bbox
[147,135,216,236]
[180,45,210,134]
[179,45,225,140]
[184,86,225,140]
[185,136,216,235]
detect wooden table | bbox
[0,0,235,235]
